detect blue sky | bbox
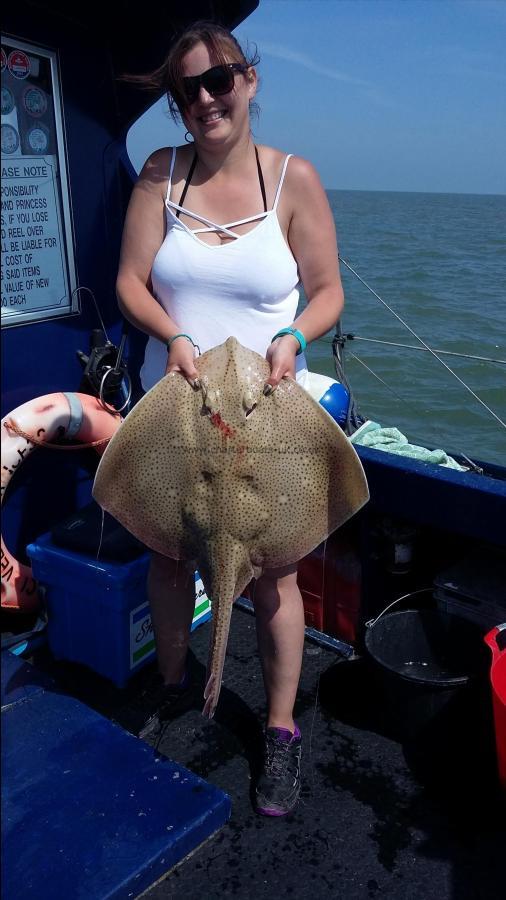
[127,0,506,194]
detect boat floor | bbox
[17,605,504,899]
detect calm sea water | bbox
[303,191,506,468]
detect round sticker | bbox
[1,48,7,72]
[1,86,15,116]
[7,50,31,79]
[1,124,20,154]
[27,124,49,153]
[23,86,47,117]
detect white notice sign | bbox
[1,37,77,327]
[1,158,68,316]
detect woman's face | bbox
[181,41,256,145]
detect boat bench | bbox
[1,651,230,900]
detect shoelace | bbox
[264,735,295,777]
[132,683,179,716]
[146,690,187,751]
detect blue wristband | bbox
[271,327,307,356]
[166,333,196,352]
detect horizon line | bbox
[324,187,506,197]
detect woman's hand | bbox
[264,334,298,391]
[165,337,200,387]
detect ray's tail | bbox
[202,596,235,718]
[201,539,254,719]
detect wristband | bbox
[166,333,197,353]
[271,327,307,356]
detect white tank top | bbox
[140,147,308,390]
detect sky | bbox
[127,0,506,194]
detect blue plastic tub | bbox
[27,532,211,688]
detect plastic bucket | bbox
[364,607,489,742]
[484,625,506,788]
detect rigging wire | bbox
[338,255,506,431]
[347,352,407,405]
[342,335,506,366]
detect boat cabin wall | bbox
[1,7,142,564]
[2,6,141,414]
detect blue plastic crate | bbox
[2,652,231,900]
[27,532,211,688]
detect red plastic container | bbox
[484,625,506,789]
[297,531,362,641]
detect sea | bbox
[302,190,506,468]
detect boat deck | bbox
[12,604,503,900]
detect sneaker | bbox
[255,725,302,816]
[134,672,195,742]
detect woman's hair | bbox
[124,20,260,123]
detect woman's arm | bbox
[116,149,199,381]
[266,157,344,386]
[116,149,175,340]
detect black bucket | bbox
[364,608,489,743]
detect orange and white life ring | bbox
[1,392,122,612]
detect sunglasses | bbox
[181,63,248,106]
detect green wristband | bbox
[271,327,307,356]
[166,333,196,352]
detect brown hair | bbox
[124,20,260,123]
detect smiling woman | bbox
[112,18,350,818]
[175,38,257,149]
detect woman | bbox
[117,21,344,816]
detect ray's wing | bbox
[246,378,369,569]
[93,372,199,559]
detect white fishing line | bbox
[96,507,105,560]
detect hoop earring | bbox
[185,131,193,143]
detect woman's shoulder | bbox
[140,144,194,174]
[136,147,170,191]
[285,154,322,186]
[136,145,192,197]
[258,145,321,184]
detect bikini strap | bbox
[272,154,293,211]
[176,152,198,219]
[255,146,267,213]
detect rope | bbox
[338,255,506,431]
[332,322,365,435]
[3,419,117,450]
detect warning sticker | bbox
[23,86,48,117]
[1,124,20,154]
[7,50,30,80]
[1,87,15,116]
[27,124,50,153]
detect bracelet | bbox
[271,327,307,356]
[166,333,196,353]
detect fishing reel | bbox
[77,327,131,412]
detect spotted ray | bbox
[93,337,369,717]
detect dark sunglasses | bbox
[181,63,248,106]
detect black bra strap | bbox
[255,146,267,213]
[176,146,267,218]
[176,153,198,218]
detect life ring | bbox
[1,392,122,613]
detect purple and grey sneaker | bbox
[255,725,302,816]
